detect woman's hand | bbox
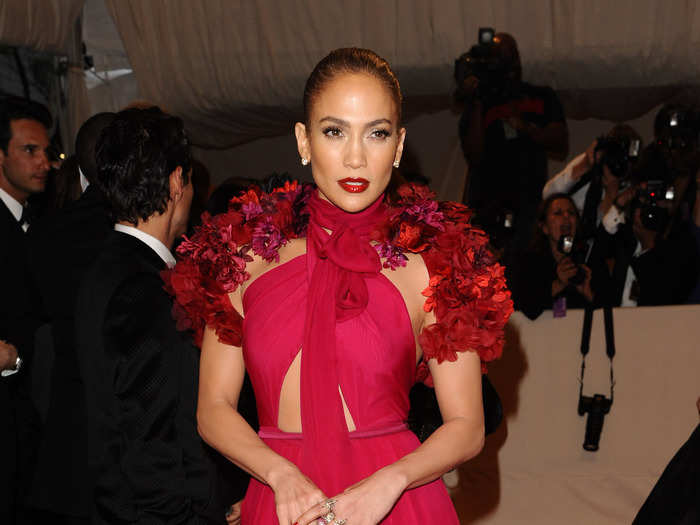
[555,256,578,287]
[269,464,326,525]
[296,467,405,525]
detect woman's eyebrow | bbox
[318,116,393,128]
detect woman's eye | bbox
[322,127,343,138]
[370,129,391,139]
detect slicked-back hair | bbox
[0,96,52,153]
[303,47,402,126]
[95,106,191,224]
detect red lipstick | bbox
[338,177,369,193]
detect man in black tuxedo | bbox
[0,96,52,524]
[75,107,231,524]
[26,112,115,524]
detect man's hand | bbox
[0,340,18,371]
[225,501,241,525]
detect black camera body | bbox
[594,135,640,179]
[557,235,587,286]
[454,27,512,101]
[578,393,612,451]
[632,179,673,232]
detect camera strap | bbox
[579,305,615,402]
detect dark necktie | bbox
[19,204,35,228]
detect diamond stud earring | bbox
[393,160,400,168]
[301,158,309,166]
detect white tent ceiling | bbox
[4,0,700,149]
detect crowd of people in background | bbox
[456,32,700,319]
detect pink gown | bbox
[165,184,512,524]
[240,251,460,524]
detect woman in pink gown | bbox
[168,48,512,525]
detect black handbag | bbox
[407,375,503,442]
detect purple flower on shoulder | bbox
[404,200,445,230]
[241,201,263,221]
[374,241,408,270]
[251,216,285,262]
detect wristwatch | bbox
[1,356,22,377]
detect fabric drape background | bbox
[0,0,83,54]
[103,0,700,148]
[0,0,88,155]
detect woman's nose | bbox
[343,136,367,169]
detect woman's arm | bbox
[197,324,325,525]
[385,347,485,489]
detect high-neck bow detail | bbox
[300,190,387,483]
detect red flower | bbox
[396,222,429,252]
[272,180,299,194]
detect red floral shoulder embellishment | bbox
[381,183,513,374]
[163,182,313,346]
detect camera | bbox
[594,135,640,178]
[633,179,673,232]
[454,27,511,101]
[656,107,700,154]
[557,234,587,285]
[578,393,612,452]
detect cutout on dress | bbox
[277,348,356,432]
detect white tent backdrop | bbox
[73,0,699,194]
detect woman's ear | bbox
[294,122,310,164]
[394,127,406,167]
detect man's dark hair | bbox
[75,112,115,184]
[95,106,191,224]
[0,96,52,153]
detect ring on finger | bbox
[319,498,337,513]
[322,511,335,523]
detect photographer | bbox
[542,124,642,239]
[457,31,568,254]
[509,194,597,320]
[601,138,699,306]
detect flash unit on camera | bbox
[670,112,679,127]
[665,186,675,200]
[629,139,640,158]
[479,27,495,45]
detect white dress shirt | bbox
[114,224,176,268]
[0,187,28,232]
[79,166,90,193]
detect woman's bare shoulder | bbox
[242,238,307,291]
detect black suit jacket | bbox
[26,185,112,517]
[0,198,42,521]
[75,231,227,525]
